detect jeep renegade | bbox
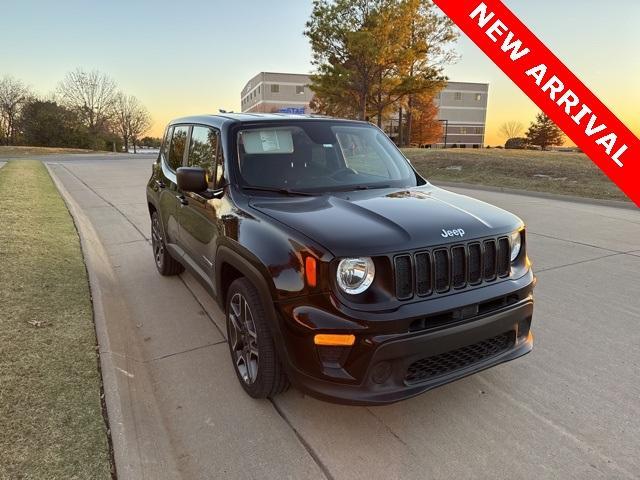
[146,114,534,405]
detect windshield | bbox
[236,121,422,192]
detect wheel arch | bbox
[215,245,275,312]
[215,244,292,368]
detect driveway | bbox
[46,154,640,480]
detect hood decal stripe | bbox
[427,193,493,228]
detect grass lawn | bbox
[0,161,112,478]
[402,148,629,202]
[0,146,95,158]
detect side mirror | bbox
[177,167,207,193]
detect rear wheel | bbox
[151,210,184,276]
[226,278,289,398]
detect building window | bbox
[475,127,483,134]
[258,86,260,94]
[455,92,462,100]
[460,127,467,134]
[475,93,482,101]
[296,85,305,95]
[271,84,280,93]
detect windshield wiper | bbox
[334,184,392,192]
[241,186,317,197]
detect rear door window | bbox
[167,126,189,171]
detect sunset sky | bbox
[2,0,638,146]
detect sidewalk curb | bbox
[45,163,180,480]
[432,180,636,210]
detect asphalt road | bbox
[44,154,640,480]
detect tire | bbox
[226,278,289,398]
[151,210,184,276]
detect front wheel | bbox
[226,278,289,398]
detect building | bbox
[241,72,313,114]
[240,73,488,148]
[435,81,488,148]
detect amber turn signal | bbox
[305,256,317,287]
[314,334,356,346]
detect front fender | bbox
[216,201,332,303]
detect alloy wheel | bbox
[228,292,260,384]
[151,214,164,269]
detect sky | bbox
[2,0,638,146]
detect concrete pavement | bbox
[46,154,640,480]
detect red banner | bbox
[433,0,640,207]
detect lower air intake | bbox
[404,332,515,385]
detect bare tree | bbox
[129,101,151,153]
[57,69,117,136]
[114,93,132,152]
[499,120,524,140]
[114,93,151,153]
[0,76,32,145]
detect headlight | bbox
[336,257,375,295]
[510,230,522,262]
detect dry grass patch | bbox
[0,146,94,158]
[403,148,629,202]
[0,160,111,478]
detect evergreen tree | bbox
[525,113,564,150]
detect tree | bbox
[304,0,456,124]
[392,0,457,144]
[525,113,564,150]
[114,93,132,152]
[505,137,527,150]
[128,100,151,153]
[19,100,90,147]
[113,93,151,153]
[0,76,32,145]
[305,0,388,120]
[304,0,456,125]
[57,69,118,145]
[499,120,524,140]
[410,92,442,145]
[139,136,161,148]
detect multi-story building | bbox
[240,72,313,114]
[240,73,488,148]
[435,81,488,148]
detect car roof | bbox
[168,113,369,129]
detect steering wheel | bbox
[330,167,358,180]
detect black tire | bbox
[151,210,184,276]
[226,278,289,398]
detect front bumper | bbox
[274,271,535,405]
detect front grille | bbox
[404,332,515,384]
[393,236,510,299]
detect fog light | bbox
[371,361,392,384]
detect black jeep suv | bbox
[147,114,534,405]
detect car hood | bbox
[249,185,523,257]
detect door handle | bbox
[177,194,189,206]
